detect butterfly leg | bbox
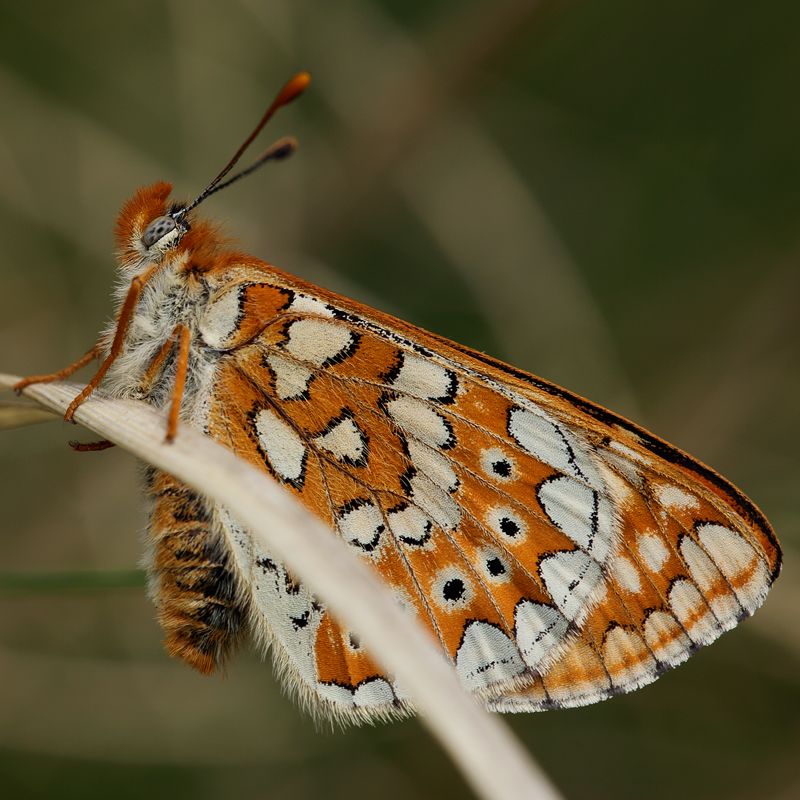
[165,324,190,442]
[15,345,118,451]
[69,439,116,452]
[61,275,145,423]
[13,345,102,393]
[132,321,191,443]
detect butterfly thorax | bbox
[105,257,217,415]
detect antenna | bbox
[175,72,310,219]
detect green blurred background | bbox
[1,1,799,798]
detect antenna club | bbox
[276,72,312,108]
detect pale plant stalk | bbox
[0,372,564,800]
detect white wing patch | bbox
[289,293,334,318]
[255,408,306,483]
[389,353,454,401]
[406,440,459,492]
[314,416,367,464]
[539,549,603,621]
[409,473,461,530]
[388,504,434,547]
[668,580,718,644]
[266,352,314,400]
[353,679,396,707]
[386,396,452,448]
[199,285,243,348]
[508,408,585,479]
[611,553,643,595]
[636,530,670,572]
[284,319,354,365]
[537,475,614,562]
[514,600,569,669]
[455,621,526,690]
[338,501,385,550]
[652,482,700,511]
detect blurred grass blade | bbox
[0,397,58,430]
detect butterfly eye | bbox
[142,216,178,248]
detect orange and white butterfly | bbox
[16,73,780,725]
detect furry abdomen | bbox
[142,466,249,673]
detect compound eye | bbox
[142,215,178,248]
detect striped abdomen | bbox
[142,467,248,673]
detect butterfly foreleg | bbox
[60,274,146,422]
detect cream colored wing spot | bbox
[667,579,719,645]
[651,481,701,511]
[317,683,356,708]
[679,535,743,622]
[643,610,693,666]
[198,284,243,348]
[266,352,314,400]
[636,530,670,572]
[385,396,454,449]
[388,352,456,402]
[602,627,657,688]
[537,475,614,562]
[387,503,434,547]
[338,500,385,552]
[406,440,459,493]
[696,523,770,611]
[254,408,307,486]
[409,473,462,530]
[507,407,589,480]
[611,553,643,595]
[289,293,334,318]
[539,549,603,621]
[313,414,368,466]
[283,318,356,366]
[514,600,569,669]
[455,621,527,691]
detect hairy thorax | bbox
[105,255,221,425]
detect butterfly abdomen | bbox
[142,467,248,674]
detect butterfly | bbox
[15,73,781,724]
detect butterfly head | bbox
[114,182,187,272]
[114,182,239,278]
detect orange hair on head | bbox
[114,182,174,260]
